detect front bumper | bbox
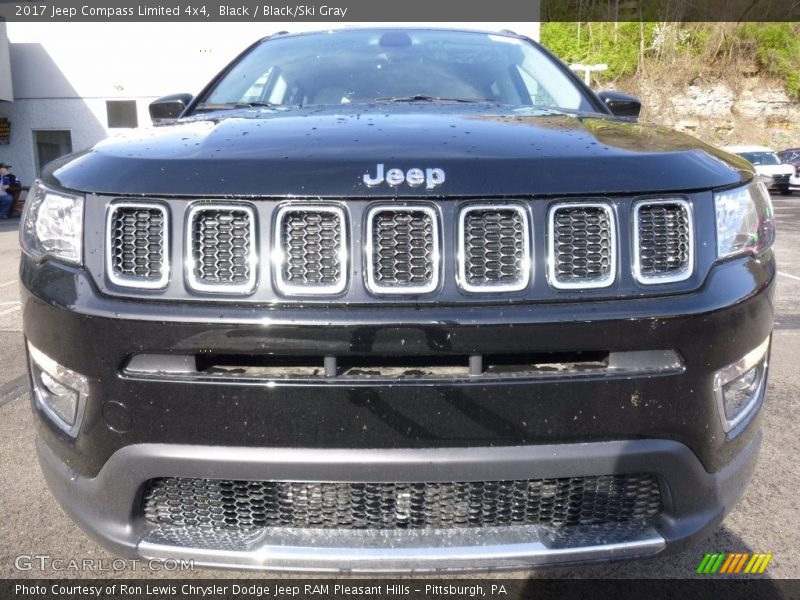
[23,250,775,571]
[37,435,760,572]
[764,174,791,190]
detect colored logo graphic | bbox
[697,552,773,574]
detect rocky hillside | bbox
[542,22,800,150]
[617,76,800,150]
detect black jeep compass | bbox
[20,28,775,571]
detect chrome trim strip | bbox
[273,204,348,296]
[365,204,441,295]
[105,201,170,290]
[547,202,617,290]
[121,349,685,384]
[185,203,258,295]
[632,198,694,285]
[456,203,531,294]
[139,524,665,572]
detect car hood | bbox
[754,164,795,176]
[44,104,752,197]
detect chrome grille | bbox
[143,473,661,531]
[458,205,530,292]
[100,197,702,300]
[187,205,256,293]
[634,200,693,284]
[366,206,439,294]
[549,203,615,289]
[107,203,168,289]
[275,206,346,295]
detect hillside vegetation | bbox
[541,23,800,98]
[541,23,800,147]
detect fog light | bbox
[27,342,89,436]
[714,337,770,434]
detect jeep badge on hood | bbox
[363,164,446,189]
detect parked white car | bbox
[724,145,795,195]
[778,148,800,190]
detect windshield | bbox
[739,152,781,166]
[199,29,595,112]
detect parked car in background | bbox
[724,145,794,195]
[778,148,800,191]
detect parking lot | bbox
[1,193,799,580]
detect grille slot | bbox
[366,206,439,294]
[458,205,530,292]
[107,202,168,289]
[143,474,661,531]
[634,200,693,284]
[187,205,256,293]
[548,203,615,289]
[275,205,347,295]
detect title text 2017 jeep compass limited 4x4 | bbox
[21,28,774,571]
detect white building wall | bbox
[0,98,148,184]
[0,22,540,184]
[0,24,13,102]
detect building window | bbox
[33,130,72,175]
[106,100,138,128]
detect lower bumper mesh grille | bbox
[143,474,661,531]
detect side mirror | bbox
[149,93,193,126]
[597,91,641,120]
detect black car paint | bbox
[43,105,753,198]
[23,240,775,479]
[22,29,775,567]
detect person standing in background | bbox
[0,163,14,219]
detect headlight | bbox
[714,180,774,259]
[20,180,84,265]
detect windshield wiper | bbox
[373,95,497,104]
[194,101,280,112]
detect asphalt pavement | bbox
[1,195,799,580]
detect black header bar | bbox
[4,578,800,600]
[0,0,798,22]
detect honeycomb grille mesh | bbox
[143,474,661,531]
[279,209,343,289]
[191,208,253,286]
[370,209,436,289]
[636,203,691,279]
[463,208,527,288]
[552,205,613,285]
[109,206,166,282]
[104,200,697,296]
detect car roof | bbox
[262,27,526,43]
[723,145,776,153]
